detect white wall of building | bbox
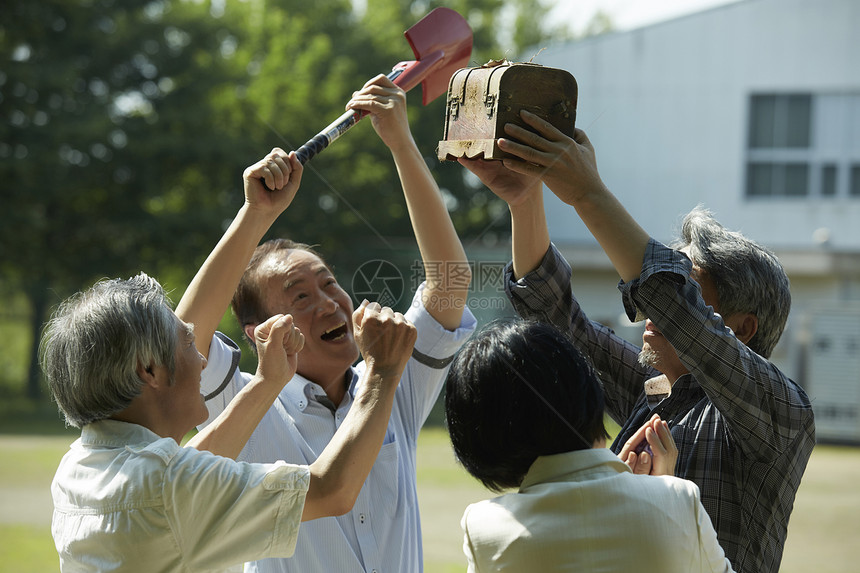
[532,0,860,250]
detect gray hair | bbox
[40,273,178,428]
[673,206,790,358]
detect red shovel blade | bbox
[292,8,472,165]
[398,7,473,106]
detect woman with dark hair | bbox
[457,111,813,572]
[445,320,733,572]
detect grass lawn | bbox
[1,428,858,572]
[416,427,860,573]
[0,435,74,573]
[0,524,60,573]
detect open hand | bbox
[497,111,608,206]
[457,157,542,207]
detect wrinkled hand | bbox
[618,414,678,476]
[243,147,303,216]
[253,314,305,387]
[457,157,542,207]
[353,300,417,383]
[497,111,608,206]
[346,75,412,151]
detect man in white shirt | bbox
[177,75,476,572]
[43,151,417,572]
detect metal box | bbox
[437,61,577,161]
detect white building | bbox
[526,0,860,441]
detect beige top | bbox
[461,448,734,573]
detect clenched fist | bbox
[353,300,417,385]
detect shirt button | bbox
[297,400,306,408]
[359,513,366,524]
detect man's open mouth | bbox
[320,323,348,341]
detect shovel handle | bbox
[293,68,403,165]
[295,108,362,165]
[261,68,404,188]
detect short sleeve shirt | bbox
[199,283,477,573]
[51,419,310,572]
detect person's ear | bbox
[244,323,259,345]
[729,313,759,346]
[136,361,160,388]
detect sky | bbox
[547,0,743,34]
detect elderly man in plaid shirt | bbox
[458,111,815,573]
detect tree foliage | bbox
[0,0,587,399]
[1,0,246,397]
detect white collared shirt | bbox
[199,283,477,573]
[51,419,310,572]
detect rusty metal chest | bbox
[437,62,577,161]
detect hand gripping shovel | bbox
[294,7,472,164]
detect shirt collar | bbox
[282,367,360,412]
[663,372,704,400]
[80,419,161,448]
[520,449,630,491]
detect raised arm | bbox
[301,301,417,521]
[175,148,302,357]
[457,158,549,280]
[186,313,304,458]
[347,75,470,329]
[495,111,651,283]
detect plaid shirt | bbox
[505,240,815,573]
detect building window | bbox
[747,162,809,197]
[852,165,860,197]
[745,93,860,199]
[821,164,837,196]
[748,94,811,149]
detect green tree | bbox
[0,0,584,403]
[230,0,578,260]
[0,0,248,399]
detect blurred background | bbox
[2,0,859,571]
